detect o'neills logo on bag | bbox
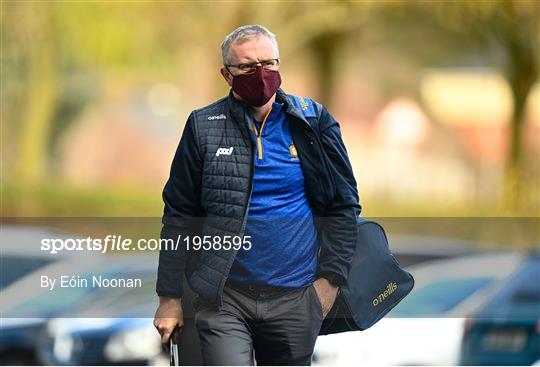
[372,282,398,306]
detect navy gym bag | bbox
[318,217,415,335]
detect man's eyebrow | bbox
[236,57,259,63]
[236,56,277,64]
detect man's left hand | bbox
[313,277,339,317]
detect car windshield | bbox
[477,256,540,318]
[391,276,494,316]
[0,256,54,290]
[3,271,124,317]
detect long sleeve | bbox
[315,106,361,286]
[156,112,203,298]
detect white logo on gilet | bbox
[216,147,234,157]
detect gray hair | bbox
[221,25,279,65]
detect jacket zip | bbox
[217,109,257,309]
[252,108,272,160]
[217,148,254,309]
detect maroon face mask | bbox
[231,66,282,107]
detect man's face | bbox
[220,35,279,86]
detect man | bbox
[154,24,360,365]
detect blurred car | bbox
[460,252,540,366]
[37,274,204,366]
[0,255,156,364]
[0,226,74,290]
[313,252,523,366]
[39,317,159,366]
[389,234,492,267]
[37,278,160,365]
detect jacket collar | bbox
[227,88,311,127]
[276,88,311,126]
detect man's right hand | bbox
[154,297,184,346]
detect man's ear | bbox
[220,67,233,87]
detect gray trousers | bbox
[192,280,324,366]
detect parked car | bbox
[36,279,160,365]
[0,255,156,364]
[460,252,540,365]
[37,274,203,365]
[388,234,492,267]
[0,226,73,290]
[313,252,523,366]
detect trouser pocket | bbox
[308,284,324,319]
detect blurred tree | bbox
[4,2,197,185]
[278,1,373,104]
[361,0,539,211]
[495,0,539,211]
[427,0,539,211]
[2,1,537,216]
[12,3,59,185]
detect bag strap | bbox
[289,94,363,220]
[289,94,323,137]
